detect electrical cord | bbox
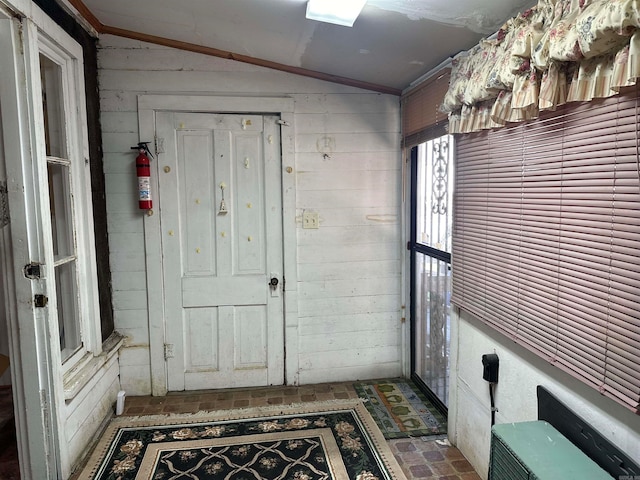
[489,382,497,427]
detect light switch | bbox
[302,211,319,229]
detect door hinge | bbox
[34,294,48,308]
[164,343,175,359]
[276,119,290,126]
[24,262,44,279]
[155,135,165,154]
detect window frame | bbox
[35,29,102,377]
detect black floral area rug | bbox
[77,399,406,480]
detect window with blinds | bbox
[402,68,451,148]
[452,87,640,414]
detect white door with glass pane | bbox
[4,21,100,479]
[156,112,284,391]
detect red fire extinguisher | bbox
[132,142,153,210]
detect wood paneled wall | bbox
[98,35,404,393]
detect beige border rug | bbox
[77,399,407,480]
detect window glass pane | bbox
[55,260,81,362]
[416,135,453,253]
[414,254,451,407]
[47,162,74,260]
[40,54,67,158]
[42,51,81,362]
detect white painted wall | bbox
[449,308,640,479]
[63,354,120,472]
[98,35,403,395]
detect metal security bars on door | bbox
[409,135,453,412]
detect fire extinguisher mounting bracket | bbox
[131,141,154,158]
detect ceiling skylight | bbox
[306,0,367,27]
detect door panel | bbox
[185,307,219,371]
[179,131,217,276]
[157,112,284,391]
[234,306,268,368]
[182,276,268,307]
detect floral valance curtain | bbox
[442,0,640,133]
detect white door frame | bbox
[138,95,299,395]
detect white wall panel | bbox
[119,364,152,395]
[106,213,144,234]
[300,312,398,334]
[100,69,366,96]
[100,90,138,112]
[295,132,398,153]
[297,188,400,209]
[298,242,399,264]
[99,111,138,133]
[98,35,402,393]
[296,152,398,171]
[298,277,399,299]
[294,113,399,134]
[102,153,136,174]
[64,354,120,472]
[297,260,399,282]
[294,93,399,114]
[296,170,397,191]
[98,47,259,73]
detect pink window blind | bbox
[452,87,640,414]
[402,68,451,147]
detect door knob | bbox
[269,277,279,288]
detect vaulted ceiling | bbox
[68,0,534,94]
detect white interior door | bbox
[157,112,284,391]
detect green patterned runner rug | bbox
[77,399,406,480]
[353,379,447,439]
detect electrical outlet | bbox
[302,211,319,229]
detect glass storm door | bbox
[409,135,453,412]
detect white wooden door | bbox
[156,112,284,391]
[0,16,58,478]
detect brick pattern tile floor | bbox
[113,381,481,480]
